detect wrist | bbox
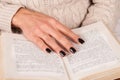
[11,8,30,28]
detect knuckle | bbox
[53,31,63,39]
[34,38,45,48]
[48,18,57,24]
[33,38,40,43]
[56,33,65,40]
[43,35,54,44]
[41,23,49,27]
[35,29,40,34]
[42,35,49,40]
[26,32,34,38]
[64,41,72,47]
[53,45,61,51]
[60,37,71,45]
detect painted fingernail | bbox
[59,51,66,57]
[78,38,85,44]
[46,48,52,53]
[70,47,76,54]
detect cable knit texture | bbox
[0,0,120,32]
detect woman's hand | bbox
[12,8,84,57]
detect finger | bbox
[42,26,77,54]
[32,36,52,54]
[34,29,67,57]
[42,34,67,57]
[52,21,85,44]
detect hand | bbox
[12,8,85,57]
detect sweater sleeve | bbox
[82,0,119,30]
[0,1,24,33]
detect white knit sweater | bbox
[0,0,119,32]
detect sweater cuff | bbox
[0,4,24,33]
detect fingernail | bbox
[70,47,76,54]
[78,38,85,44]
[59,51,66,57]
[46,48,52,53]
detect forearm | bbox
[0,1,24,32]
[82,0,119,30]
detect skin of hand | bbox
[12,8,85,57]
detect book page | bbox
[1,33,68,80]
[63,22,120,80]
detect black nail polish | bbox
[70,47,76,54]
[46,48,52,53]
[78,38,85,44]
[59,51,66,57]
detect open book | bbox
[0,22,120,80]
